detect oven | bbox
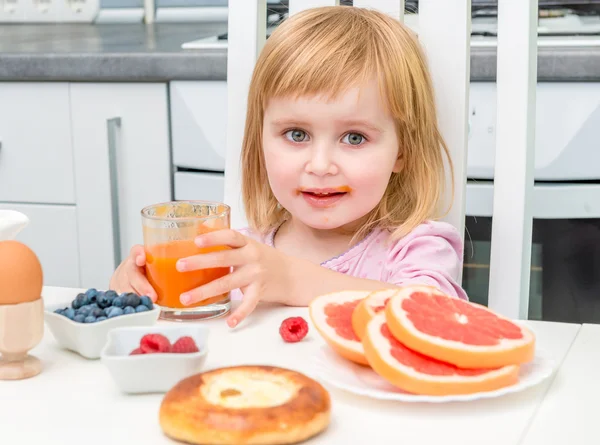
[463,78,600,325]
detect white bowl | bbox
[100,325,209,394]
[44,302,161,359]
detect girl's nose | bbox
[305,144,338,176]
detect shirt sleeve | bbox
[382,221,469,300]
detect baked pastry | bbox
[159,365,331,445]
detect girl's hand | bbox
[176,229,291,328]
[109,245,158,302]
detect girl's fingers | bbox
[180,267,252,306]
[127,268,157,301]
[195,229,248,249]
[130,245,146,267]
[227,284,260,328]
[177,247,246,271]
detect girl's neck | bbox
[272,217,363,265]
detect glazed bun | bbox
[159,365,331,445]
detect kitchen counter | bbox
[1,23,600,82]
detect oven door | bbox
[462,181,600,324]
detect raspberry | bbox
[140,333,171,353]
[171,336,200,353]
[130,347,144,355]
[279,316,309,343]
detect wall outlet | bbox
[58,0,100,21]
[0,0,26,22]
[23,0,61,22]
[0,0,99,21]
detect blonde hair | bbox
[241,5,453,242]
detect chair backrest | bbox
[224,0,537,320]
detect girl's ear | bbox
[392,151,404,173]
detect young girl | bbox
[110,5,468,328]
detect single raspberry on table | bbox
[171,336,200,353]
[130,347,144,355]
[279,316,309,343]
[140,333,171,353]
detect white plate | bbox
[311,345,556,403]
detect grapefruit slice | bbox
[309,290,372,366]
[385,285,536,369]
[352,289,399,340]
[362,313,520,396]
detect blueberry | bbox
[71,293,88,309]
[112,296,124,308]
[96,294,111,309]
[103,307,112,317]
[107,307,124,318]
[63,308,76,320]
[73,314,86,323]
[90,308,104,318]
[105,290,118,300]
[84,315,96,323]
[123,306,136,315]
[124,293,141,308]
[135,305,150,313]
[96,316,107,322]
[85,288,98,303]
[139,296,154,309]
[54,308,64,315]
[77,305,93,317]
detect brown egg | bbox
[0,240,43,305]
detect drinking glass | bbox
[141,200,231,321]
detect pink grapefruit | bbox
[309,290,372,366]
[385,285,536,369]
[362,313,520,395]
[351,288,399,340]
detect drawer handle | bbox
[107,117,122,269]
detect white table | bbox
[521,323,599,445]
[1,287,583,445]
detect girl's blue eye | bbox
[285,129,308,142]
[343,133,365,146]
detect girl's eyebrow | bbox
[270,119,311,128]
[338,120,383,134]
[270,118,382,134]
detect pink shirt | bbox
[232,220,468,301]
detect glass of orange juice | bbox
[141,200,231,321]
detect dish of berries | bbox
[53,288,154,323]
[129,334,200,355]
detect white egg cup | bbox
[0,299,44,380]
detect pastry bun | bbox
[159,365,331,445]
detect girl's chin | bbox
[294,214,366,233]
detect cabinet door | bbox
[174,171,224,203]
[70,84,172,290]
[0,203,80,287]
[0,83,75,204]
[170,81,227,171]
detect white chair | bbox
[224,0,538,320]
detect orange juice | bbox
[145,239,230,309]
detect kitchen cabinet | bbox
[174,171,224,203]
[170,81,228,172]
[0,83,75,204]
[70,83,172,289]
[0,82,172,290]
[0,202,80,288]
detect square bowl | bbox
[44,302,161,359]
[100,325,209,394]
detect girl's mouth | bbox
[297,187,351,208]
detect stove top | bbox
[181,1,600,49]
